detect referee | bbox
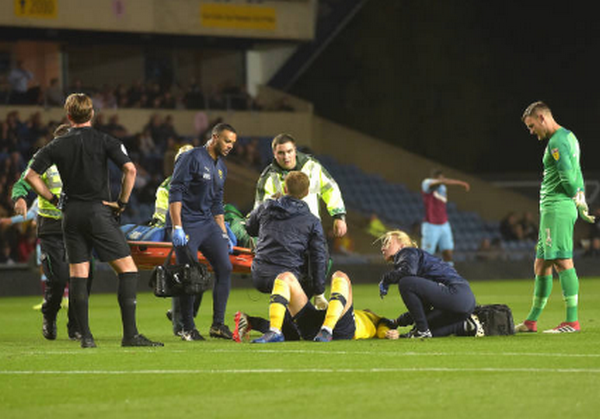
[25,93,163,348]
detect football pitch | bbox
[1,277,600,419]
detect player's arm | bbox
[318,163,347,237]
[429,177,470,192]
[550,138,580,198]
[168,152,194,246]
[309,221,328,296]
[104,136,135,212]
[24,167,57,206]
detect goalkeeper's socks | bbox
[118,272,139,339]
[526,274,553,321]
[322,275,349,331]
[269,278,290,332]
[559,268,579,323]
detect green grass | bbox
[2,278,600,419]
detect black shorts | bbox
[251,261,300,294]
[293,303,356,341]
[62,201,130,264]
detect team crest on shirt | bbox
[218,169,223,180]
[551,148,560,161]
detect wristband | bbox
[333,214,346,222]
[117,199,128,209]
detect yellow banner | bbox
[14,0,58,18]
[200,3,276,31]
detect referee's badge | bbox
[551,148,560,161]
[121,144,129,156]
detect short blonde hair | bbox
[375,230,418,249]
[64,93,93,124]
[522,101,551,121]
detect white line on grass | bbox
[1,367,600,375]
[13,349,600,358]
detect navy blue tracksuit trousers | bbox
[175,219,232,331]
[398,276,476,337]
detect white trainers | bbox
[515,320,537,333]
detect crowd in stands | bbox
[0,108,274,264]
[499,211,538,242]
[1,65,296,113]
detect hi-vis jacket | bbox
[254,151,346,220]
[12,160,62,220]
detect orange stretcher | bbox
[128,241,253,274]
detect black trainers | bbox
[42,316,57,340]
[181,329,205,341]
[166,310,173,322]
[80,336,97,348]
[210,323,233,339]
[67,323,82,341]
[122,334,164,347]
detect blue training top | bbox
[382,247,468,287]
[169,146,226,223]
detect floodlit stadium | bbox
[1,1,600,418]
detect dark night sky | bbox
[291,1,600,174]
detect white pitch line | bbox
[1,367,600,375]
[11,349,600,358]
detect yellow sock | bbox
[322,276,349,331]
[269,279,291,332]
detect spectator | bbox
[45,78,65,107]
[8,60,35,105]
[520,211,538,241]
[500,211,524,241]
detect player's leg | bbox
[420,222,438,256]
[199,223,234,339]
[39,235,69,340]
[543,204,580,333]
[252,272,307,343]
[314,271,353,342]
[438,223,455,265]
[516,209,556,333]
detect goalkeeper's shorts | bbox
[536,201,577,260]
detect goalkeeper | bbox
[518,101,594,334]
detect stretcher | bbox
[128,241,253,274]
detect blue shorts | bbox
[421,222,454,254]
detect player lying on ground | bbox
[248,270,397,343]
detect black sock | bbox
[70,277,92,338]
[118,272,139,339]
[248,316,270,333]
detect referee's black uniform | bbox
[29,125,162,348]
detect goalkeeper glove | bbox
[573,191,596,223]
[314,293,329,310]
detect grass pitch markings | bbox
[2,367,600,375]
